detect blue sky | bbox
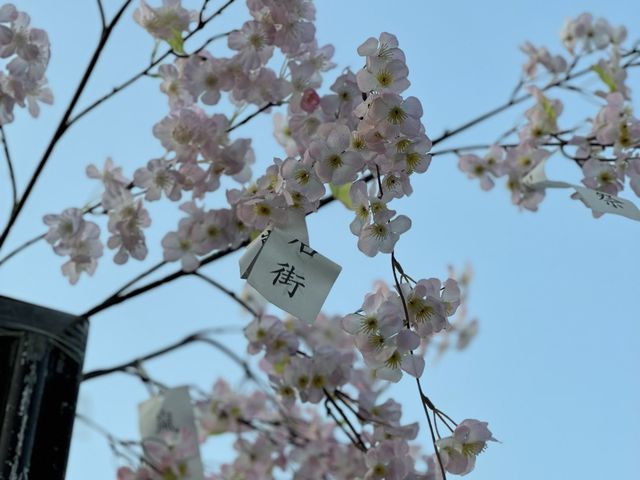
[2,1,640,479]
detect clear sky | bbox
[1,1,639,479]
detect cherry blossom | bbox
[133,0,194,42]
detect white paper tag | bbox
[138,386,205,480]
[522,159,640,221]
[239,228,341,322]
[521,160,573,189]
[573,187,640,220]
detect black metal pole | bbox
[0,295,88,480]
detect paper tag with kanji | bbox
[573,187,640,220]
[239,228,341,322]
[520,159,640,221]
[138,386,205,480]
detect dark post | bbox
[0,295,88,480]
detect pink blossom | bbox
[357,212,411,257]
[43,208,103,284]
[133,0,195,42]
[228,20,274,71]
[357,59,410,95]
[308,123,364,184]
[300,87,320,113]
[134,158,182,201]
[436,419,496,476]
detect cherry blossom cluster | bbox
[0,3,52,123]
[230,264,490,478]
[458,13,640,216]
[229,31,431,259]
[43,208,102,284]
[44,5,431,280]
[117,427,199,480]
[342,276,460,383]
[115,285,489,480]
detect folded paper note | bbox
[522,159,640,221]
[138,386,205,480]
[239,227,341,322]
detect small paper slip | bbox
[239,228,342,323]
[138,386,205,480]
[573,187,640,220]
[521,159,640,221]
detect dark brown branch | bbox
[0,233,46,268]
[391,251,447,479]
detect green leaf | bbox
[166,28,185,55]
[592,64,618,92]
[541,97,557,123]
[330,183,354,210]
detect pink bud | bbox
[300,88,320,113]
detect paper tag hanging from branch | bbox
[522,159,640,221]
[138,386,205,480]
[239,217,341,323]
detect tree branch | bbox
[228,102,281,132]
[430,48,640,147]
[0,233,46,268]
[82,327,246,382]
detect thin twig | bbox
[430,49,640,147]
[0,233,46,268]
[96,0,106,30]
[0,125,17,213]
[76,412,143,466]
[416,377,447,479]
[193,271,259,317]
[67,2,237,127]
[198,0,213,26]
[391,251,447,479]
[113,261,167,297]
[323,388,367,451]
[228,102,281,132]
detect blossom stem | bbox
[416,377,447,480]
[0,125,17,214]
[391,251,448,479]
